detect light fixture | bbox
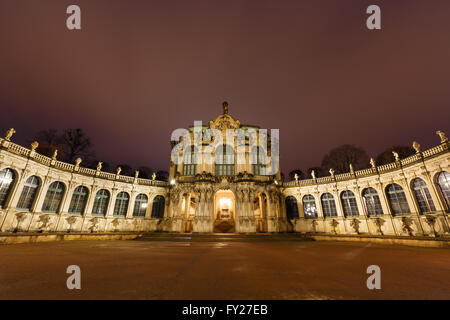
[170,179,176,185]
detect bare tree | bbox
[156,170,169,181]
[289,169,304,181]
[321,144,369,174]
[138,166,154,179]
[117,164,133,176]
[376,145,415,165]
[60,128,94,162]
[34,129,62,157]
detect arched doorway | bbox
[213,190,235,233]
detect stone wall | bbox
[282,139,450,238]
[0,137,169,233]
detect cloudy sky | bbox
[1,0,449,175]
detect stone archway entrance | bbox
[213,190,236,233]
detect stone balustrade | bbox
[282,139,450,238]
[0,137,169,234]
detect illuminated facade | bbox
[0,105,449,237]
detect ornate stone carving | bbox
[88,217,100,232]
[350,218,361,234]
[412,141,421,153]
[330,219,339,234]
[152,172,156,180]
[373,217,385,235]
[96,162,103,171]
[222,101,229,114]
[370,158,376,168]
[4,128,16,141]
[38,214,52,231]
[116,167,122,175]
[74,158,82,171]
[14,212,27,232]
[329,168,335,177]
[66,216,77,232]
[425,215,438,237]
[51,149,58,160]
[30,141,39,152]
[392,151,400,162]
[401,217,414,236]
[311,219,318,233]
[436,130,448,143]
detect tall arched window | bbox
[151,195,165,218]
[321,193,337,217]
[412,178,436,214]
[133,194,148,217]
[341,190,359,217]
[17,175,40,211]
[42,181,65,213]
[251,146,266,176]
[183,145,198,176]
[302,195,317,218]
[436,171,450,212]
[68,186,89,215]
[285,196,299,219]
[0,168,15,209]
[362,187,383,216]
[215,144,235,176]
[386,183,410,216]
[113,192,129,217]
[92,189,110,216]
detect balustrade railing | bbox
[282,141,449,187]
[0,139,169,187]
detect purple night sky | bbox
[1,0,449,175]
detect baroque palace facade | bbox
[0,104,449,237]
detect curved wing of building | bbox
[0,106,449,236]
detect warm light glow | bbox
[170,179,176,185]
[140,203,148,209]
[219,197,232,209]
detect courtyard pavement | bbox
[0,237,449,299]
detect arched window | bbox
[436,171,450,212]
[183,145,198,176]
[17,175,40,211]
[321,193,337,217]
[386,183,410,216]
[113,192,129,217]
[92,189,110,216]
[251,146,266,176]
[68,186,89,215]
[412,178,436,214]
[42,181,65,213]
[215,144,235,176]
[362,187,383,216]
[302,194,317,218]
[133,194,148,217]
[151,195,165,218]
[341,190,359,217]
[0,168,15,209]
[285,196,299,219]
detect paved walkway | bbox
[0,238,449,299]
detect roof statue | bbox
[222,101,229,115]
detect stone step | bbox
[136,232,315,242]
